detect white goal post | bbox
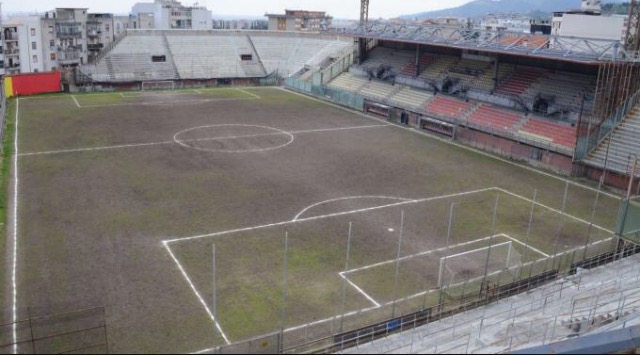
[438,241,522,287]
[141,81,175,91]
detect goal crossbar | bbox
[438,241,519,287]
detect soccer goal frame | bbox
[437,241,521,287]
[141,81,175,91]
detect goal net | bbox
[438,241,522,287]
[141,81,175,91]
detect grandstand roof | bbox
[332,22,640,65]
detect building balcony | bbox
[57,30,83,38]
[87,43,104,51]
[57,50,81,65]
[87,30,102,37]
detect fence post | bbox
[392,210,405,318]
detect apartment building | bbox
[131,0,212,30]
[266,10,332,32]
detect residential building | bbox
[131,0,212,30]
[480,13,533,33]
[52,8,89,67]
[2,16,44,74]
[552,0,627,41]
[266,10,332,31]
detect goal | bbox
[141,81,175,91]
[437,241,522,287]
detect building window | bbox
[32,42,37,50]
[31,28,36,36]
[105,24,110,32]
[50,53,56,60]
[32,55,38,63]
[50,40,55,48]
[48,26,54,33]
[151,55,166,62]
[240,54,252,61]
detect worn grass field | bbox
[2,87,621,353]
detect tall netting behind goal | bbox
[141,81,175,91]
[438,241,522,288]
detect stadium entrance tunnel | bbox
[173,124,294,153]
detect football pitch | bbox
[1,87,621,353]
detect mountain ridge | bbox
[400,0,628,19]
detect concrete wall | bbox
[191,8,212,30]
[560,14,626,41]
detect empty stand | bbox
[467,104,523,132]
[360,47,414,73]
[497,68,546,96]
[520,117,577,148]
[424,95,476,120]
[400,54,436,76]
[81,30,352,81]
[388,86,434,110]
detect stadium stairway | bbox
[583,106,640,175]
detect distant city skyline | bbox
[3,0,474,19]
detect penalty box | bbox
[162,187,614,342]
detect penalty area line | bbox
[236,88,261,99]
[71,95,81,108]
[163,242,231,345]
[338,273,381,307]
[163,187,498,244]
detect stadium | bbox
[2,0,640,354]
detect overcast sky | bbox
[4,0,474,19]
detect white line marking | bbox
[19,124,390,157]
[236,88,261,99]
[282,87,621,200]
[173,124,295,154]
[293,195,414,221]
[495,187,614,234]
[78,97,259,109]
[163,187,496,244]
[498,233,550,258]
[18,141,174,156]
[12,98,20,354]
[339,273,381,307]
[163,242,231,345]
[71,95,81,108]
[342,236,499,275]
[291,124,391,134]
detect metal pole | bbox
[626,156,638,200]
[392,210,405,318]
[481,195,500,289]
[437,203,455,310]
[340,222,353,334]
[280,230,289,336]
[525,190,537,280]
[562,179,570,213]
[212,244,218,342]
